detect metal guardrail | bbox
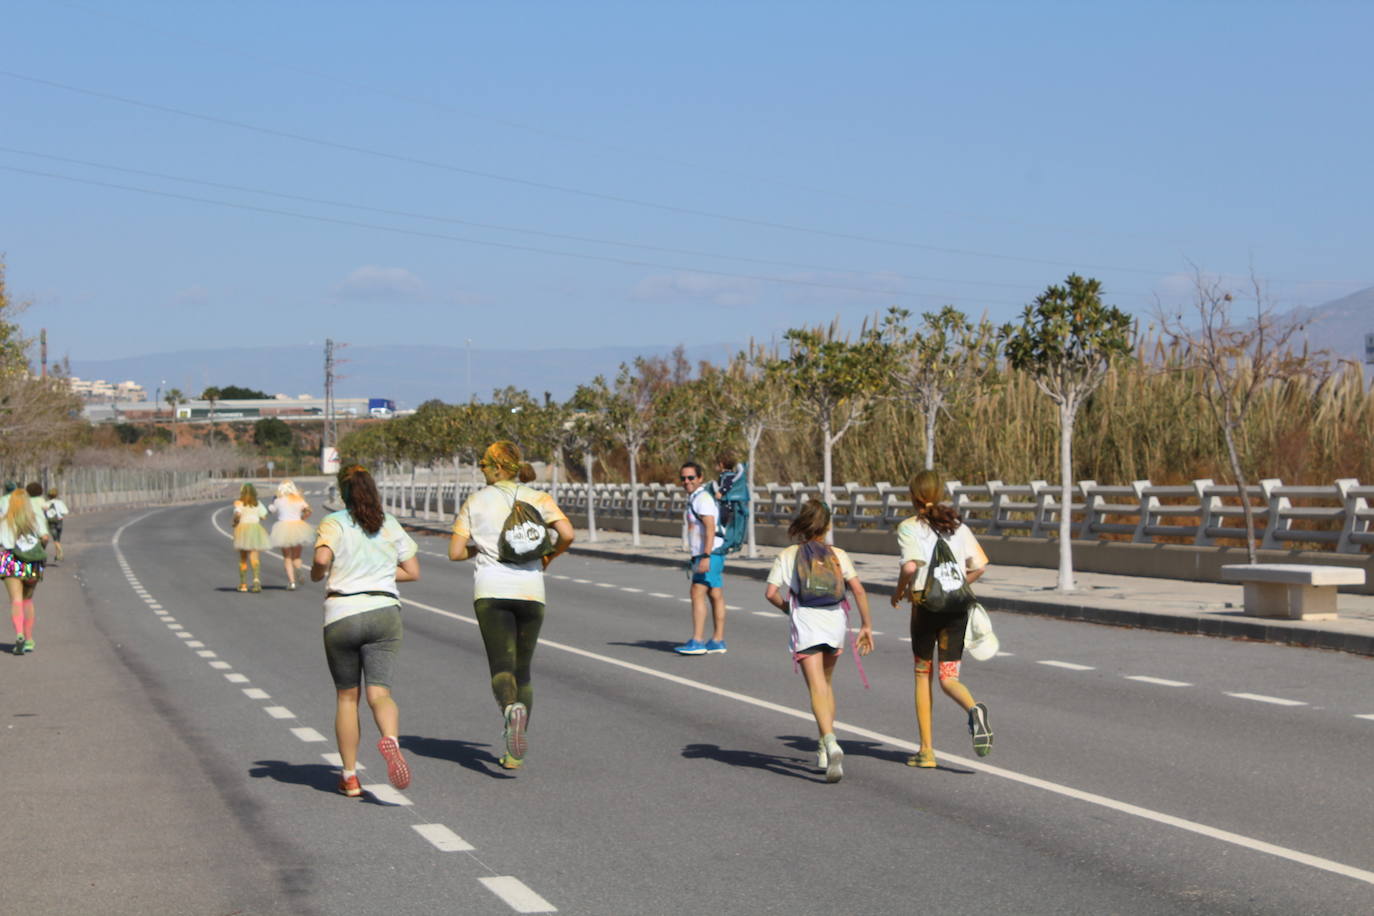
[378,474,1374,554]
[57,468,222,512]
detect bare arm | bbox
[395,555,420,582]
[696,514,718,573]
[449,533,473,561]
[966,564,986,586]
[891,559,922,608]
[764,583,788,612]
[542,519,575,569]
[847,577,874,655]
[311,545,332,582]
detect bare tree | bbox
[715,342,791,557]
[895,306,1001,470]
[1159,269,1319,563]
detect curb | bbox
[400,517,1374,658]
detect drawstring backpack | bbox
[786,541,869,689]
[497,485,555,564]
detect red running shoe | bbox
[338,774,362,797]
[377,737,411,790]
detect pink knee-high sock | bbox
[22,599,34,640]
[10,600,23,636]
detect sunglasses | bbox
[679,474,698,481]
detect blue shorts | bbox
[689,552,725,589]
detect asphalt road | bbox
[5,500,1373,915]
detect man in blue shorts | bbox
[675,461,727,655]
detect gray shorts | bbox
[323,605,402,689]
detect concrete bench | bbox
[1220,564,1366,620]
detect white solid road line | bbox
[1126,675,1192,687]
[393,590,1374,888]
[1226,692,1307,707]
[1037,660,1095,671]
[479,876,557,914]
[413,823,475,852]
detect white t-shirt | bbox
[315,510,418,626]
[270,495,309,521]
[44,498,69,521]
[452,482,567,604]
[896,516,989,593]
[683,488,724,555]
[0,499,50,551]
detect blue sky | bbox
[5,1,1372,368]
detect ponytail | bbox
[909,470,961,536]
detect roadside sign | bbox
[321,447,340,474]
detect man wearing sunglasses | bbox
[675,461,727,655]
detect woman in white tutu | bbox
[269,480,314,590]
[232,483,270,592]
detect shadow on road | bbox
[605,639,684,655]
[401,735,516,780]
[248,759,343,795]
[774,734,976,774]
[682,742,824,782]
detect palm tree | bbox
[165,388,185,422]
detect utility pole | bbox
[323,339,338,472]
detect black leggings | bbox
[474,597,545,714]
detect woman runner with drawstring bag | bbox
[450,441,575,770]
[891,470,993,768]
[764,499,874,783]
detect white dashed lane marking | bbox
[751,611,773,617]
[479,876,556,914]
[595,583,616,589]
[166,623,183,630]
[225,673,250,684]
[186,641,205,648]
[175,632,193,640]
[364,784,412,806]
[649,592,673,598]
[292,727,328,742]
[1227,692,1307,707]
[243,688,270,699]
[1357,714,1374,721]
[322,753,364,769]
[1038,660,1095,671]
[264,706,296,719]
[620,587,643,593]
[209,661,232,670]
[197,650,218,658]
[1127,675,1192,687]
[413,823,475,852]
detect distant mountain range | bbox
[69,342,743,409]
[1287,286,1374,363]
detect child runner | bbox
[311,464,419,797]
[449,441,574,770]
[269,480,314,590]
[764,499,874,783]
[0,488,50,655]
[44,487,68,563]
[891,470,992,768]
[232,483,270,592]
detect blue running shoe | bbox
[704,639,728,654]
[674,638,708,655]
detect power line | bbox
[0,145,1082,297]
[0,69,1187,277]
[0,163,1033,306]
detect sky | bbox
[4,0,1373,374]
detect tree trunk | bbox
[821,417,835,545]
[583,449,597,542]
[924,403,938,470]
[1222,425,1259,564]
[746,435,760,558]
[629,448,641,546]
[551,444,562,502]
[1057,398,1076,591]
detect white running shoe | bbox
[822,733,844,784]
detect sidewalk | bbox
[401,517,1374,658]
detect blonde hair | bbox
[238,483,259,507]
[6,491,37,538]
[482,441,536,483]
[276,480,301,499]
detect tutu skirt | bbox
[270,519,315,548]
[0,548,43,581]
[233,522,271,551]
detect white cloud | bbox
[334,266,427,301]
[632,272,762,307]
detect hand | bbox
[696,558,709,574]
[856,627,874,656]
[541,554,553,570]
[889,592,903,609]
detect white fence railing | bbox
[378,475,1374,554]
[56,468,222,511]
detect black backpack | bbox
[496,486,555,565]
[793,540,846,608]
[919,536,975,614]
